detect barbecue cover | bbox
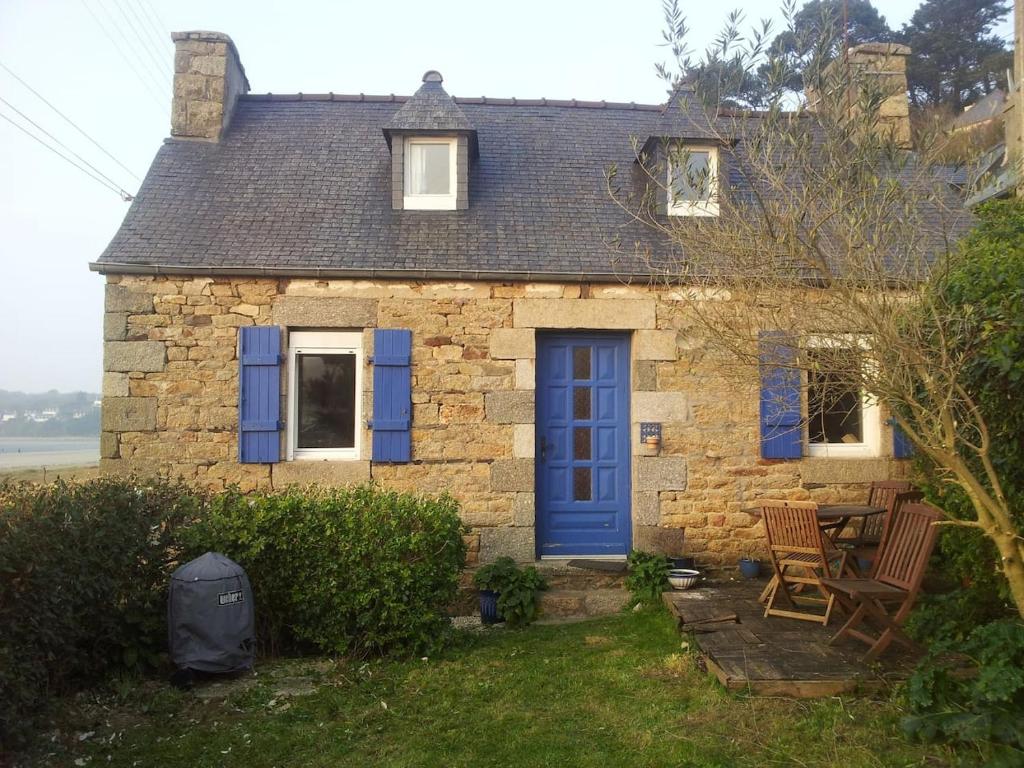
[168,552,255,673]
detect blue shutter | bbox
[758,331,802,459]
[892,420,914,458]
[371,329,412,463]
[238,325,282,463]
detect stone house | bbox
[94,33,942,566]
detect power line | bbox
[122,0,172,76]
[0,61,142,182]
[0,95,135,199]
[0,111,132,200]
[139,0,169,43]
[79,0,168,116]
[109,0,172,87]
[94,0,170,95]
[137,0,170,57]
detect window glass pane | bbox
[573,467,592,501]
[671,149,712,202]
[807,353,863,444]
[573,427,591,460]
[297,353,356,449]
[573,387,591,420]
[408,143,450,195]
[573,347,591,379]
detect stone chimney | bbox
[807,43,913,149]
[171,31,249,141]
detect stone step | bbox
[537,588,630,621]
[533,560,628,591]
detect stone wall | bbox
[100,275,910,567]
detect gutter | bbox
[88,261,659,284]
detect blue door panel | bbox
[536,333,632,557]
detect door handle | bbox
[539,435,548,461]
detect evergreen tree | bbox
[900,0,1011,110]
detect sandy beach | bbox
[0,438,100,471]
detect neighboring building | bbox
[92,33,951,565]
[951,89,1006,133]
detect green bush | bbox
[902,199,1024,761]
[179,484,467,656]
[916,197,1024,624]
[472,557,548,628]
[625,550,670,604]
[0,479,466,750]
[0,477,203,749]
[904,619,1024,765]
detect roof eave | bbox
[88,261,655,284]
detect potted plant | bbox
[472,557,549,627]
[738,557,762,579]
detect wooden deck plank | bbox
[674,580,919,698]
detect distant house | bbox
[92,35,960,565]
[1,413,17,422]
[951,89,1006,133]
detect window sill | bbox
[667,202,719,217]
[800,457,891,485]
[290,452,360,462]
[403,195,457,211]
[807,444,880,459]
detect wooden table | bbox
[814,504,886,537]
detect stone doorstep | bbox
[537,588,630,621]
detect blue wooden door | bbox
[536,333,632,557]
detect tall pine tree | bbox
[901,0,1011,110]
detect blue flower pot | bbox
[478,590,504,624]
[738,559,762,579]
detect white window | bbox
[287,331,363,461]
[667,144,719,217]
[404,137,457,210]
[805,337,880,458]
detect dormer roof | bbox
[384,71,475,139]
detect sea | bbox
[0,437,101,470]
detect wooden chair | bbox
[761,500,849,625]
[820,502,942,661]
[849,489,924,576]
[836,480,914,548]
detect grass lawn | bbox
[21,608,957,768]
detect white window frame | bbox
[403,137,458,210]
[805,335,880,458]
[287,330,363,461]
[667,144,719,217]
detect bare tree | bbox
[611,1,1024,616]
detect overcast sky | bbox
[0,0,1006,393]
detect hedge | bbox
[0,478,201,748]
[0,479,466,750]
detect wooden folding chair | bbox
[820,502,942,661]
[761,500,848,625]
[854,489,923,576]
[835,480,914,548]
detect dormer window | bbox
[667,144,719,217]
[384,70,477,212]
[404,137,457,210]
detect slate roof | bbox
[94,88,970,281]
[384,72,474,133]
[951,89,1005,131]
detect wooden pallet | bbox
[662,582,917,698]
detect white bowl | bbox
[668,568,701,590]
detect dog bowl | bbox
[668,568,701,590]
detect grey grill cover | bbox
[168,552,255,673]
